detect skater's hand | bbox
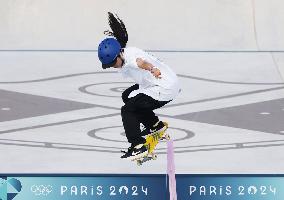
[136,58,161,79]
[151,68,161,79]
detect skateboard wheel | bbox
[152,154,157,160]
[165,134,171,140]
[137,160,142,166]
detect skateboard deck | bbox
[134,122,170,166]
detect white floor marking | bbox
[1,107,11,111]
[260,112,270,115]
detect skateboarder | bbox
[98,13,180,160]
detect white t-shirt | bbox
[118,47,181,101]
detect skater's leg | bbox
[121,84,140,144]
[137,110,168,136]
[121,93,167,144]
[138,110,159,131]
[120,94,171,159]
[121,94,146,146]
[135,96,170,135]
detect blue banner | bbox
[1,174,284,200]
[177,175,284,200]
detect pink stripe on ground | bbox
[167,139,177,200]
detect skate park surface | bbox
[0,0,284,174]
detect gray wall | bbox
[0,0,283,50]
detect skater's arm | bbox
[136,58,161,78]
[136,58,154,71]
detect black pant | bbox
[121,84,170,145]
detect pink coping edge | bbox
[167,139,177,200]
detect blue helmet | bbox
[98,38,121,69]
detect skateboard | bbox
[134,122,170,166]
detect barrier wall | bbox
[0,0,283,50]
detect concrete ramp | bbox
[0,1,283,173]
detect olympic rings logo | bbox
[30,185,53,196]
